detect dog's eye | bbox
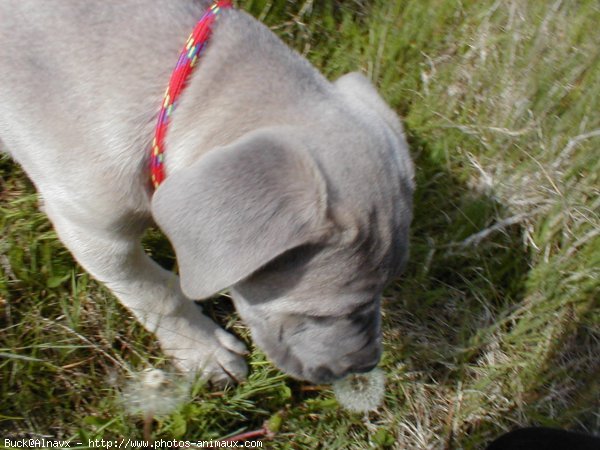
[347,300,374,316]
[256,243,323,275]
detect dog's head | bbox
[152,72,414,383]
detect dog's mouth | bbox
[246,318,382,384]
[230,288,382,384]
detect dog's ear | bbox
[336,72,415,277]
[335,72,414,188]
[151,129,329,300]
[335,72,404,140]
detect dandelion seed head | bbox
[121,368,189,418]
[142,368,166,388]
[333,368,385,413]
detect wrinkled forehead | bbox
[232,247,386,317]
[234,209,394,316]
[233,285,381,317]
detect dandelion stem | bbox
[143,410,154,442]
[219,427,269,442]
[299,385,327,392]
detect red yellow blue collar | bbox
[150,0,233,189]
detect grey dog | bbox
[0,0,414,385]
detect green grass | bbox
[1,0,599,448]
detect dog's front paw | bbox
[170,328,248,387]
[155,308,249,387]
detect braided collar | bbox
[150,0,232,189]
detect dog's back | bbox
[0,1,209,212]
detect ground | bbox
[1,1,598,448]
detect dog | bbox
[0,0,414,386]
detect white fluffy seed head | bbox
[122,368,189,418]
[333,368,386,413]
[142,368,167,388]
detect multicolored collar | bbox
[150,0,233,189]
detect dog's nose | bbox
[343,343,381,376]
[309,365,337,383]
[307,353,380,383]
[348,357,378,375]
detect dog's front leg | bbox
[43,203,248,385]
